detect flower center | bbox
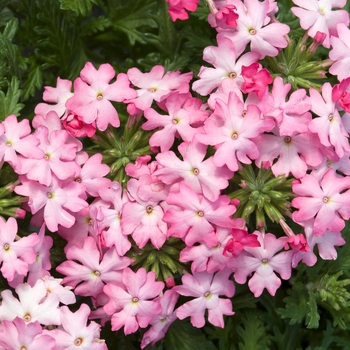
[284,136,292,144]
[242,110,247,117]
[132,297,139,303]
[231,131,238,140]
[74,338,83,346]
[204,291,212,299]
[44,153,51,160]
[20,347,27,350]
[96,93,103,100]
[197,210,204,217]
[323,196,329,203]
[318,8,326,15]
[146,205,153,213]
[47,191,53,199]
[192,168,199,176]
[328,114,334,121]
[74,177,82,183]
[249,28,256,35]
[93,270,101,277]
[228,72,236,79]
[326,159,332,168]
[148,87,157,93]
[262,258,268,264]
[3,243,10,251]
[5,140,12,147]
[23,313,31,322]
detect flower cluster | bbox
[0,0,349,348]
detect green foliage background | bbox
[2,0,350,349]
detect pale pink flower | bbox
[66,62,136,131]
[173,269,235,328]
[0,279,61,325]
[196,91,274,172]
[292,169,350,236]
[56,236,130,298]
[219,0,290,58]
[0,317,55,350]
[127,65,192,110]
[329,23,350,80]
[45,304,107,350]
[192,36,259,96]
[0,115,43,172]
[35,77,73,118]
[230,231,293,297]
[291,0,349,48]
[155,138,233,202]
[164,183,237,247]
[103,267,164,335]
[141,290,179,348]
[0,217,39,282]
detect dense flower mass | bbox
[1,0,350,348]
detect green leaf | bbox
[306,292,320,329]
[0,76,24,120]
[59,0,97,16]
[163,320,217,350]
[109,0,157,45]
[237,313,270,350]
[22,64,43,101]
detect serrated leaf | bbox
[59,0,96,16]
[0,77,24,120]
[306,292,320,329]
[237,313,270,350]
[110,0,157,45]
[164,320,217,350]
[22,64,43,101]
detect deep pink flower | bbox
[332,77,350,112]
[223,228,260,257]
[241,62,273,99]
[166,0,199,21]
[62,112,96,138]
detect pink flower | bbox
[223,227,260,257]
[219,0,290,58]
[127,65,192,110]
[241,62,273,99]
[0,317,55,350]
[213,3,239,29]
[230,231,293,297]
[45,304,107,350]
[0,115,43,172]
[329,23,350,80]
[196,92,274,172]
[56,237,130,298]
[332,77,350,112]
[66,62,136,131]
[141,290,179,348]
[0,217,39,282]
[163,183,237,247]
[155,138,233,202]
[291,0,349,48]
[292,169,350,236]
[103,267,164,335]
[15,175,88,232]
[62,112,96,138]
[0,279,61,325]
[34,77,73,118]
[173,269,235,328]
[308,82,350,158]
[166,0,199,21]
[192,36,259,96]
